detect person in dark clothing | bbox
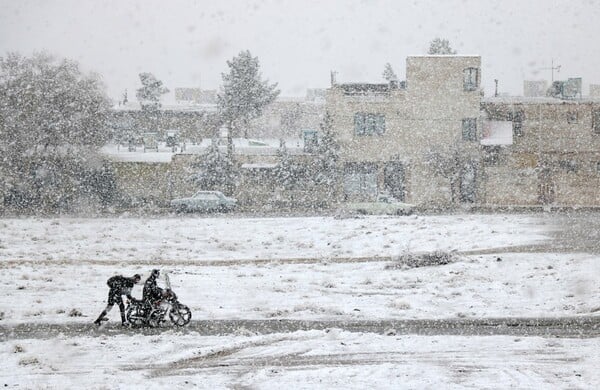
[142,269,166,309]
[94,274,141,326]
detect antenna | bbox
[541,59,561,82]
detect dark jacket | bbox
[107,275,136,300]
[143,274,163,302]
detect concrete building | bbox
[109,92,325,144]
[174,88,217,104]
[480,97,600,207]
[100,56,600,212]
[523,80,548,97]
[247,98,324,138]
[326,55,600,209]
[326,55,482,207]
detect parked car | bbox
[339,193,414,216]
[142,132,159,152]
[170,191,237,212]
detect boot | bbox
[94,310,107,325]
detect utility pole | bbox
[494,79,498,97]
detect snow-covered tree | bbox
[280,102,302,134]
[136,72,168,132]
[0,52,114,212]
[191,139,237,194]
[424,142,475,204]
[312,112,340,199]
[217,50,280,154]
[427,38,457,55]
[136,72,169,110]
[273,142,300,190]
[382,63,398,82]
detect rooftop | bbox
[101,138,305,163]
[482,96,600,104]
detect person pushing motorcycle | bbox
[125,269,192,328]
[94,273,141,326]
[143,269,168,310]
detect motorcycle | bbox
[126,288,192,328]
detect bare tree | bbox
[426,149,459,204]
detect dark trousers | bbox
[95,289,126,324]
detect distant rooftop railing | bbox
[339,81,405,96]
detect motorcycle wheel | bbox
[169,304,192,326]
[126,304,146,328]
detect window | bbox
[195,193,219,201]
[513,121,523,137]
[354,113,385,136]
[510,110,524,137]
[558,160,578,173]
[459,161,477,203]
[463,67,479,91]
[593,109,600,134]
[343,162,378,200]
[566,111,578,124]
[482,145,502,165]
[462,118,477,141]
[303,129,318,153]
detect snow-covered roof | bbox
[407,54,480,58]
[101,138,305,163]
[113,94,323,111]
[482,96,600,104]
[241,163,278,169]
[112,101,217,112]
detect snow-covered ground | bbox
[3,331,598,389]
[0,214,549,262]
[1,213,599,388]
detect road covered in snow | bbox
[0,212,599,388]
[3,316,599,340]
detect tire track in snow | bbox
[2,316,599,341]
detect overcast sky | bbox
[1,0,599,101]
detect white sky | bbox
[1,0,599,101]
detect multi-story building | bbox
[327,55,482,207]
[244,97,325,139]
[100,56,600,212]
[480,97,600,206]
[326,55,600,209]
[109,91,325,144]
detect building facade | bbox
[96,56,600,212]
[480,98,600,206]
[327,56,482,207]
[326,55,600,209]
